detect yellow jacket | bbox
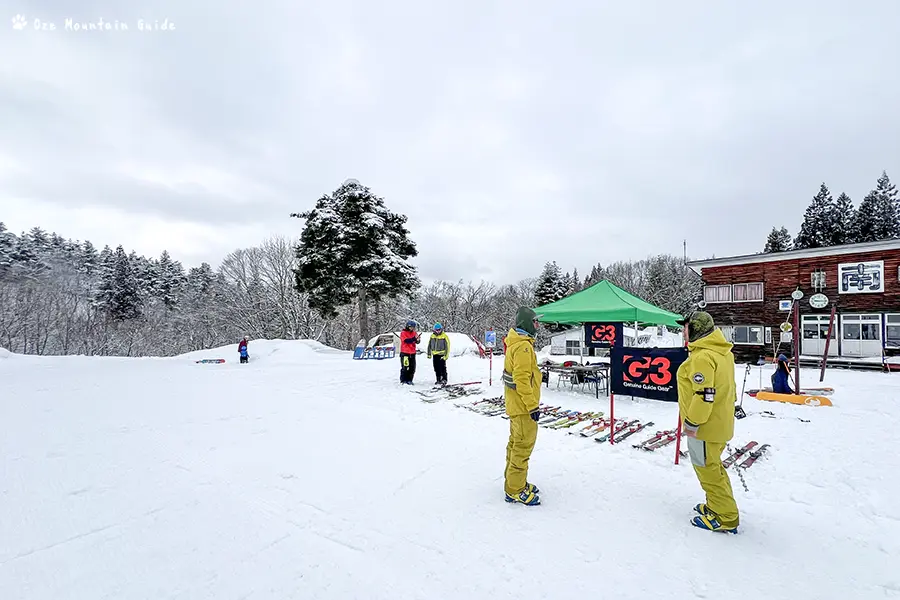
[502,329,542,416]
[676,328,736,442]
[427,332,451,357]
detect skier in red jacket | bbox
[238,336,249,364]
[399,320,420,384]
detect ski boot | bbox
[691,513,738,534]
[505,488,540,506]
[693,503,713,517]
[525,482,540,495]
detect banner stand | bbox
[609,393,615,444]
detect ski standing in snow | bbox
[238,336,249,364]
[426,323,450,385]
[675,311,741,534]
[399,321,420,385]
[501,306,544,506]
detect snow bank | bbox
[0,346,10,359]
[176,339,348,364]
[417,331,480,357]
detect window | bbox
[565,340,582,355]
[728,325,765,345]
[704,285,732,303]
[887,314,900,349]
[732,282,764,302]
[811,270,826,290]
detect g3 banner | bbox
[584,322,623,348]
[610,346,689,402]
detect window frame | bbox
[703,284,732,304]
[727,324,766,346]
[885,314,900,348]
[732,282,764,303]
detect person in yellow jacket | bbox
[501,306,544,506]
[426,323,451,385]
[676,311,739,533]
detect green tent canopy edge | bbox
[534,279,683,328]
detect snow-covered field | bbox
[2,340,899,599]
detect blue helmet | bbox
[777,354,788,362]
[406,320,417,329]
[433,322,443,331]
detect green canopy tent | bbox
[535,280,683,328]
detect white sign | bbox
[839,260,884,294]
[791,290,804,300]
[778,300,792,311]
[809,293,829,309]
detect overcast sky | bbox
[2,0,899,284]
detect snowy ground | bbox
[2,340,900,599]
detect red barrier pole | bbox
[819,305,836,383]
[489,351,493,386]
[609,393,615,444]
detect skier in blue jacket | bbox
[771,354,793,394]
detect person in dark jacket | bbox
[399,321,421,384]
[771,354,794,394]
[238,336,249,364]
[427,323,451,384]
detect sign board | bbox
[809,293,829,309]
[584,322,623,348]
[839,260,884,294]
[791,290,804,300]
[780,322,793,333]
[484,330,496,348]
[778,300,792,311]
[610,347,688,402]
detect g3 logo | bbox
[590,324,617,344]
[622,355,673,385]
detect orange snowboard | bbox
[755,391,832,407]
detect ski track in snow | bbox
[1,340,899,599]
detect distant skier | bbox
[399,321,420,384]
[238,336,249,364]
[501,306,544,506]
[427,323,451,385]
[771,354,794,394]
[675,311,739,533]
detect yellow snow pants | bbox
[504,414,538,496]
[688,438,740,527]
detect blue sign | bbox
[485,330,497,348]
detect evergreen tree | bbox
[534,261,565,306]
[571,267,582,292]
[584,264,603,288]
[831,193,856,245]
[94,245,143,320]
[794,183,837,249]
[292,179,419,341]
[78,241,99,276]
[0,222,15,277]
[763,226,793,253]
[851,171,899,242]
[154,250,186,309]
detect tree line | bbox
[764,171,898,252]
[1,180,703,357]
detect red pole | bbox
[609,393,615,444]
[819,305,836,383]
[793,299,801,394]
[489,350,493,386]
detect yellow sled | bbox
[755,391,832,407]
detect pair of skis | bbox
[633,429,683,451]
[417,381,482,402]
[723,441,771,469]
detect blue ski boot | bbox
[691,513,738,534]
[505,488,540,506]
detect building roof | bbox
[687,239,900,273]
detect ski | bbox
[643,431,683,451]
[633,429,674,449]
[758,410,810,423]
[737,444,770,469]
[723,441,758,468]
[571,418,607,435]
[595,420,639,443]
[613,421,655,443]
[548,411,604,430]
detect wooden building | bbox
[686,239,900,364]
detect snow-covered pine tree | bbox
[852,171,899,242]
[78,241,99,276]
[155,250,186,309]
[292,179,419,342]
[534,261,564,306]
[0,222,15,277]
[794,183,837,249]
[94,245,143,320]
[831,193,856,245]
[763,226,793,253]
[571,267,582,293]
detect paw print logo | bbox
[11,14,27,29]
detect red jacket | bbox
[400,330,419,354]
[238,340,248,352]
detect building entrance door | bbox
[840,314,882,358]
[801,314,838,357]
